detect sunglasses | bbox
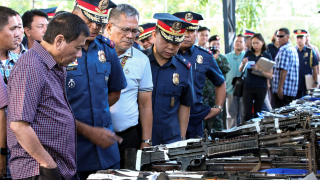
[276,35,287,38]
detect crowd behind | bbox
[0,0,318,180]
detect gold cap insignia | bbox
[139,26,144,33]
[185,13,193,22]
[172,21,182,31]
[173,73,179,85]
[98,0,109,11]
[196,55,203,64]
[216,36,220,40]
[98,50,106,63]
[297,30,301,34]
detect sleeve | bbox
[277,50,289,70]
[312,50,319,66]
[7,65,43,124]
[207,55,225,87]
[265,52,273,61]
[180,68,195,106]
[138,57,153,92]
[243,51,250,59]
[107,49,127,92]
[0,77,8,109]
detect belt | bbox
[115,125,136,137]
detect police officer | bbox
[173,12,226,138]
[143,13,195,146]
[68,1,127,179]
[244,30,255,51]
[294,29,318,99]
[138,23,156,50]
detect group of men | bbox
[0,0,228,179]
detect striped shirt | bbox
[7,41,76,180]
[272,42,299,97]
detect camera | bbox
[209,46,218,55]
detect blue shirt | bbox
[267,43,279,60]
[177,45,225,133]
[66,35,127,171]
[144,48,195,146]
[296,45,318,91]
[225,51,246,94]
[272,42,299,97]
[243,50,273,88]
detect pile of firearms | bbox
[122,98,320,177]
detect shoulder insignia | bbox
[195,45,212,55]
[175,55,191,70]
[97,35,115,48]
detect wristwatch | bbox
[181,137,186,141]
[0,147,7,155]
[314,81,318,85]
[214,105,223,113]
[141,139,152,146]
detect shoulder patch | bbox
[195,45,212,55]
[175,55,191,70]
[97,35,115,48]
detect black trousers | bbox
[273,93,295,108]
[21,166,63,180]
[116,126,140,169]
[243,86,267,122]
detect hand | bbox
[40,160,57,169]
[213,49,220,60]
[87,127,123,149]
[277,87,284,99]
[267,82,271,90]
[204,108,220,120]
[0,155,6,178]
[140,143,151,150]
[242,57,248,66]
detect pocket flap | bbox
[96,63,111,74]
[67,66,83,77]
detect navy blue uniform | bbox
[296,46,318,98]
[144,48,195,145]
[66,35,127,171]
[177,45,225,138]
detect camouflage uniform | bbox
[203,53,230,132]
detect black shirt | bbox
[267,43,279,60]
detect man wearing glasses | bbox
[68,0,127,179]
[272,28,299,108]
[105,4,153,168]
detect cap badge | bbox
[173,73,179,85]
[216,36,220,40]
[185,13,193,22]
[172,21,182,31]
[97,0,109,14]
[98,50,106,63]
[297,30,301,34]
[139,26,144,33]
[197,55,203,64]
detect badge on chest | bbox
[68,79,76,89]
[173,73,179,85]
[98,50,106,63]
[196,55,203,64]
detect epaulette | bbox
[175,55,191,70]
[97,35,115,48]
[195,45,212,55]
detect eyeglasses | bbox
[276,35,286,38]
[111,23,140,36]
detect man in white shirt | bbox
[104,4,153,168]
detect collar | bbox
[20,44,28,55]
[118,47,133,59]
[8,51,19,63]
[32,41,57,70]
[295,45,308,52]
[178,45,195,55]
[280,42,292,50]
[148,45,177,68]
[232,50,245,56]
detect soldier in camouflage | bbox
[203,35,230,133]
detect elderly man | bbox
[105,4,153,168]
[68,0,127,179]
[21,9,48,50]
[7,12,89,180]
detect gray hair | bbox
[108,4,139,23]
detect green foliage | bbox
[235,0,262,34]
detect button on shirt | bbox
[110,47,153,132]
[272,42,299,97]
[243,51,273,88]
[144,48,195,146]
[296,46,318,91]
[7,41,76,180]
[66,35,127,171]
[225,51,246,95]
